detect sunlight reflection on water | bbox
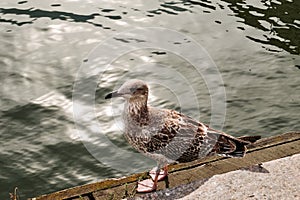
[0,0,299,198]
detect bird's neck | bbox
[125,98,149,125]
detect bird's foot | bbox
[137,166,168,193]
[137,179,157,192]
[149,166,168,181]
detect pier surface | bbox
[29,131,300,200]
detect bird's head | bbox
[105,79,149,101]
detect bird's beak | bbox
[105,91,122,99]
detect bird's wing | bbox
[144,110,211,162]
[144,109,251,163]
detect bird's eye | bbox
[129,88,137,92]
[130,87,144,93]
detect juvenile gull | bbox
[105,79,260,192]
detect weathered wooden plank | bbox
[29,132,300,200]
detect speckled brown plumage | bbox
[105,79,260,192]
[105,79,258,164]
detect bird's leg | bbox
[149,165,168,181]
[137,165,168,193]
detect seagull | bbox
[105,79,260,192]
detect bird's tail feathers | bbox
[237,135,261,143]
[210,133,249,158]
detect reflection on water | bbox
[0,0,299,199]
[224,0,300,55]
[1,0,299,53]
[0,7,117,28]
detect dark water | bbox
[0,0,299,199]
